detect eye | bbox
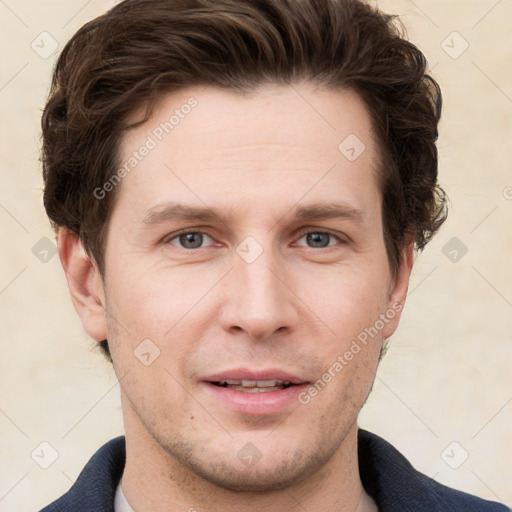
[295,230,343,249]
[165,229,344,250]
[167,230,215,249]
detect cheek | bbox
[107,263,196,330]
[300,264,391,339]
[104,263,222,378]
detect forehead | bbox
[113,83,381,223]
[120,82,377,157]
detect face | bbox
[89,83,411,491]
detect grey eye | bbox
[305,233,331,248]
[297,231,340,248]
[169,232,214,249]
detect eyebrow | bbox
[292,203,364,223]
[142,203,228,225]
[141,201,365,227]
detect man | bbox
[39,0,508,510]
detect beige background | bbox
[0,0,511,510]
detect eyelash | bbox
[165,228,345,250]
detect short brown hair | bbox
[41,0,447,356]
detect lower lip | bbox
[202,382,309,415]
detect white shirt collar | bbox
[114,480,136,512]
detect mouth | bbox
[211,379,294,393]
[201,369,309,415]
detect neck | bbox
[120,398,371,512]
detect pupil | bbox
[181,233,202,249]
[307,233,329,248]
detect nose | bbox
[219,245,299,342]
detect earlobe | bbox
[57,228,107,341]
[381,243,415,340]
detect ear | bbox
[57,228,107,341]
[381,243,414,340]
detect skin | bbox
[58,82,414,512]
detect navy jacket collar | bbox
[358,429,508,511]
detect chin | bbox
[163,437,336,493]
[187,458,321,493]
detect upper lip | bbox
[202,368,308,385]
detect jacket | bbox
[40,429,510,511]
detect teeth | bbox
[254,380,281,388]
[222,379,242,386]
[229,386,283,393]
[216,379,291,389]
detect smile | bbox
[202,370,310,414]
[212,379,293,392]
